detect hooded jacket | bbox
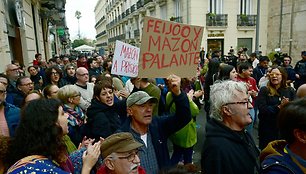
[201,119,260,174]
[260,140,306,174]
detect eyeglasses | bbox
[269,73,282,77]
[0,89,7,94]
[223,99,252,108]
[21,82,34,87]
[51,72,60,76]
[117,150,139,162]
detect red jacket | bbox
[97,165,146,174]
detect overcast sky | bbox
[65,0,98,41]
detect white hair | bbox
[210,80,247,121]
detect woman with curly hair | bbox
[257,66,296,149]
[6,99,100,174]
[44,65,67,87]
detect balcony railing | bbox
[237,14,257,26]
[94,16,105,28]
[126,8,130,16]
[96,42,108,47]
[206,13,228,27]
[131,4,136,13]
[134,29,140,37]
[137,0,144,9]
[108,34,126,43]
[95,30,107,38]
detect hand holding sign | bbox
[167,74,181,96]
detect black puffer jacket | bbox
[86,98,126,140]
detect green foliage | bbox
[268,51,277,62]
[75,11,82,19]
[207,12,216,18]
[71,39,87,48]
[71,38,96,48]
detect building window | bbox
[160,5,167,20]
[174,0,181,17]
[240,0,252,14]
[208,0,224,14]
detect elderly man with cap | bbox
[97,132,146,174]
[117,74,191,174]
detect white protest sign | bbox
[111,40,140,77]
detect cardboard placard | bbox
[111,40,140,77]
[138,16,204,78]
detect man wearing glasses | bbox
[97,132,146,174]
[6,76,34,107]
[201,80,260,174]
[5,64,20,93]
[75,67,94,111]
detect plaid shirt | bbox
[131,128,159,174]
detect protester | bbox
[5,64,20,93]
[217,64,238,81]
[22,90,43,106]
[236,62,258,134]
[117,74,191,173]
[0,82,20,138]
[6,99,100,174]
[131,78,161,116]
[260,98,306,173]
[257,66,295,149]
[33,53,42,66]
[88,58,101,78]
[86,80,126,140]
[44,65,67,87]
[201,80,259,174]
[43,84,59,99]
[63,64,77,85]
[57,85,86,146]
[204,58,220,117]
[252,56,270,85]
[6,76,34,107]
[97,132,145,174]
[28,65,43,90]
[294,51,306,89]
[296,84,306,98]
[166,86,200,165]
[282,55,296,85]
[0,74,9,89]
[75,67,94,111]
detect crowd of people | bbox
[0,48,306,174]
